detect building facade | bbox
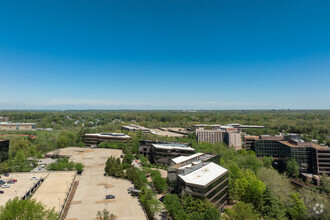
[83,133,131,146]
[196,129,225,144]
[0,117,9,122]
[0,140,9,162]
[196,128,242,150]
[0,123,36,131]
[249,136,330,174]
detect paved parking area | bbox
[49,147,146,220]
[32,171,76,213]
[0,172,48,207]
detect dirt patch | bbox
[70,201,82,204]
[97,183,114,188]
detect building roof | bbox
[85,133,131,138]
[171,153,204,164]
[280,141,330,150]
[178,162,228,187]
[152,143,195,151]
[0,122,36,125]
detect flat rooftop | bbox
[280,141,330,150]
[178,162,228,187]
[152,143,195,151]
[85,133,131,138]
[171,153,204,164]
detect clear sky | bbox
[0,0,329,110]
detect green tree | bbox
[286,158,299,178]
[261,187,287,219]
[0,197,58,220]
[262,157,274,168]
[287,193,307,220]
[224,202,259,220]
[139,187,160,219]
[163,194,187,219]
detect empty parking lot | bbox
[47,147,146,220]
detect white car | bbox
[1,184,10,188]
[31,177,38,180]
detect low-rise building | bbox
[0,140,9,162]
[83,133,131,146]
[150,143,195,166]
[0,122,36,131]
[121,124,151,133]
[139,140,178,157]
[168,154,228,211]
[0,117,9,122]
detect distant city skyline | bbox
[1,1,330,110]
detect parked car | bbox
[0,190,4,194]
[0,180,5,185]
[7,180,15,184]
[12,179,17,182]
[1,184,10,188]
[31,177,38,180]
[4,173,9,177]
[105,195,115,199]
[127,187,135,192]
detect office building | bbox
[225,132,242,151]
[83,133,131,146]
[168,154,228,211]
[0,117,9,122]
[150,143,195,165]
[196,128,242,150]
[121,124,151,133]
[0,122,36,131]
[249,135,330,174]
[0,140,9,162]
[196,129,225,144]
[139,140,180,157]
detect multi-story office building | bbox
[225,132,242,151]
[0,140,9,162]
[168,154,228,211]
[196,128,242,150]
[0,122,36,131]
[250,136,330,174]
[196,129,226,144]
[83,133,131,146]
[121,124,151,133]
[243,136,259,150]
[150,143,195,165]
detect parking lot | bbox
[0,172,48,207]
[48,147,146,220]
[32,171,76,213]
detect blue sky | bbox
[0,0,329,110]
